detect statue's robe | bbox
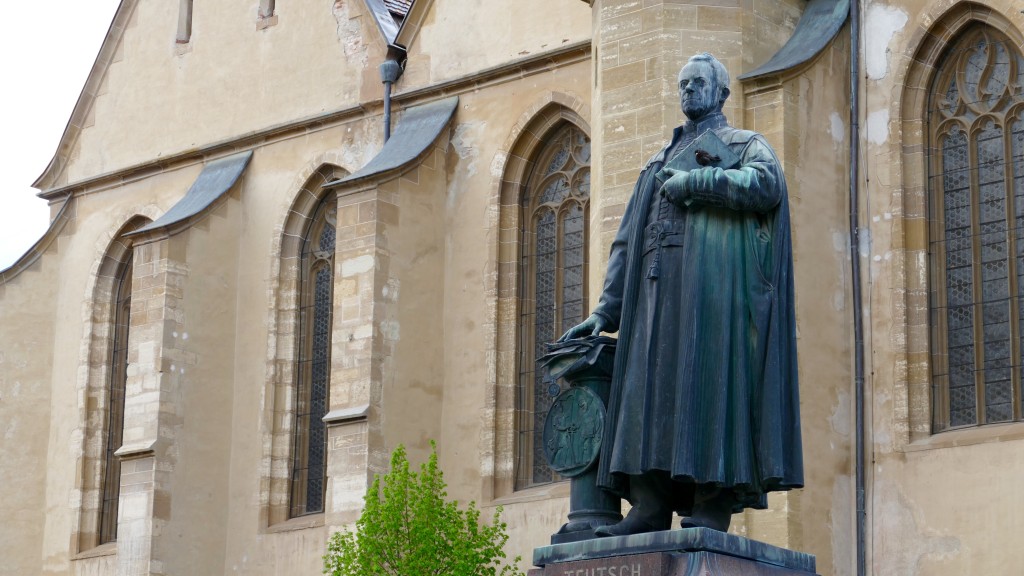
[592,113,803,513]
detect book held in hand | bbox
[656,129,740,181]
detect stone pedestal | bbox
[529,528,818,576]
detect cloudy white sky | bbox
[0,2,121,269]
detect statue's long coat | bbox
[592,114,803,512]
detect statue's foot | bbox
[680,499,732,531]
[679,517,729,531]
[594,509,669,537]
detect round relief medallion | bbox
[542,386,605,478]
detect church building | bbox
[1,0,1021,574]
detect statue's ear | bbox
[719,86,731,105]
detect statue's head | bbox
[678,52,730,122]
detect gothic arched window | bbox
[516,122,591,488]
[930,27,1024,430]
[290,196,336,516]
[99,252,132,543]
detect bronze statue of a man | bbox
[560,53,803,536]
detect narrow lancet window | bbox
[290,196,336,516]
[516,122,591,488]
[99,253,132,543]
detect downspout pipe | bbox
[849,0,866,574]
[380,44,407,143]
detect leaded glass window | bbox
[290,197,336,516]
[99,253,132,543]
[930,28,1024,430]
[516,123,591,488]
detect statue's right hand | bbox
[557,313,610,342]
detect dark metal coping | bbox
[0,197,73,285]
[324,96,458,188]
[534,528,816,573]
[738,0,850,81]
[365,0,400,44]
[127,151,252,237]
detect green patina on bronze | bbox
[557,53,804,537]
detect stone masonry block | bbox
[604,83,662,121]
[618,31,683,65]
[676,29,742,59]
[358,200,376,223]
[600,0,644,22]
[604,61,648,91]
[601,44,621,69]
[641,4,697,33]
[697,6,741,31]
[602,139,643,176]
[603,112,639,144]
[603,11,645,43]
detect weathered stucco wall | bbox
[401,0,591,86]
[14,0,1024,574]
[0,241,60,575]
[33,169,194,574]
[775,32,855,576]
[436,72,592,564]
[863,0,1024,574]
[52,0,382,188]
[12,72,593,576]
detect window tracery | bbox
[516,123,591,488]
[930,28,1024,430]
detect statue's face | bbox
[678,61,722,122]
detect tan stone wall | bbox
[0,2,857,575]
[369,144,448,474]
[36,174,191,575]
[52,0,591,194]
[24,0,1024,574]
[864,1,1024,574]
[153,201,242,574]
[56,0,384,188]
[0,228,61,575]
[746,32,856,574]
[399,0,591,87]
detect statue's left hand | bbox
[659,167,691,206]
[557,313,611,342]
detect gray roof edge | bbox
[127,150,253,237]
[737,0,850,81]
[0,196,74,287]
[324,96,459,189]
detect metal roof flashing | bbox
[738,0,850,82]
[127,150,252,238]
[324,96,458,189]
[364,0,400,44]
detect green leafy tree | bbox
[323,442,523,576]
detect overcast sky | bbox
[0,2,122,269]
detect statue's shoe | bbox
[679,512,730,532]
[594,513,665,537]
